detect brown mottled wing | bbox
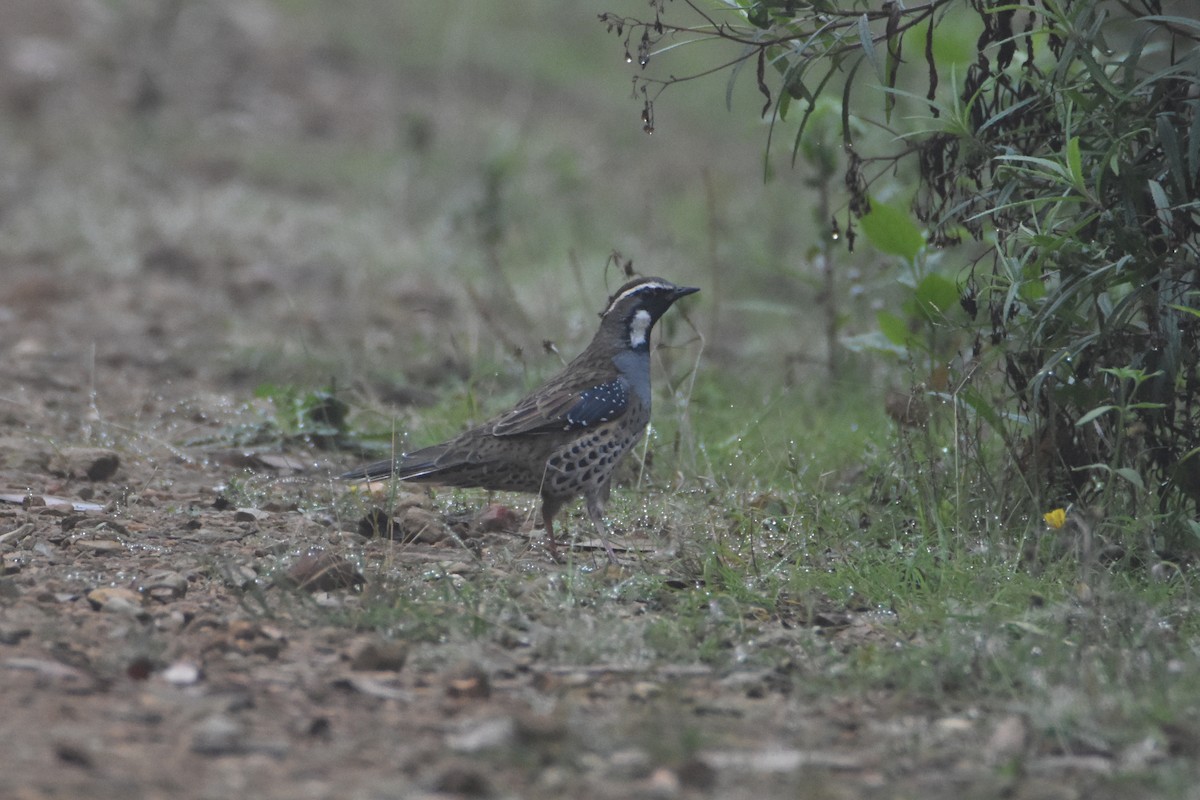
[489,390,578,437]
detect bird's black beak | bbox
[674,286,700,299]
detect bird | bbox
[341,276,699,562]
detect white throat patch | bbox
[629,309,652,348]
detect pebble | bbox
[474,503,522,534]
[0,625,32,645]
[137,570,188,602]
[233,507,269,523]
[74,539,126,555]
[190,713,246,755]
[444,662,490,699]
[396,506,449,543]
[350,639,408,672]
[284,549,363,592]
[216,560,258,590]
[86,586,149,620]
[446,716,515,753]
[433,763,491,796]
[51,447,120,481]
[645,766,681,798]
[162,660,202,686]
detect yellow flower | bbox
[1043,508,1067,529]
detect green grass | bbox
[273,352,1200,789]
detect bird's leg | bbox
[541,500,562,563]
[594,517,619,565]
[585,494,620,564]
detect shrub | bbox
[600,1,1200,559]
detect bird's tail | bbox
[339,459,397,481]
[340,445,448,482]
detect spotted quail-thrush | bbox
[341,276,699,562]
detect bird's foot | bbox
[544,533,562,564]
[601,539,621,565]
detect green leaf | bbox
[1075,405,1116,427]
[1113,467,1145,492]
[1169,303,1200,320]
[857,14,883,82]
[841,327,907,356]
[1188,99,1200,181]
[1144,14,1200,34]
[254,383,283,400]
[951,386,1003,429]
[914,274,959,321]
[859,201,924,261]
[1148,179,1173,226]
[876,310,911,347]
[1157,113,1188,198]
[1066,136,1083,189]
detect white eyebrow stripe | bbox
[602,281,673,315]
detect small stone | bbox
[126,655,155,680]
[0,625,32,645]
[193,527,242,544]
[86,586,148,619]
[304,717,332,739]
[54,740,95,769]
[163,661,202,686]
[630,681,662,701]
[677,757,717,790]
[4,657,99,692]
[513,709,567,744]
[0,523,35,546]
[234,507,269,523]
[137,570,188,602]
[645,766,681,798]
[446,716,515,753]
[475,503,523,534]
[350,639,408,672]
[284,548,363,592]
[52,448,120,481]
[74,538,126,555]
[986,715,1027,764]
[33,541,63,562]
[215,560,258,589]
[395,506,449,543]
[445,662,490,699]
[356,508,393,538]
[225,619,287,659]
[335,673,409,701]
[191,714,246,755]
[433,763,491,796]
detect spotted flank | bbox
[544,423,636,500]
